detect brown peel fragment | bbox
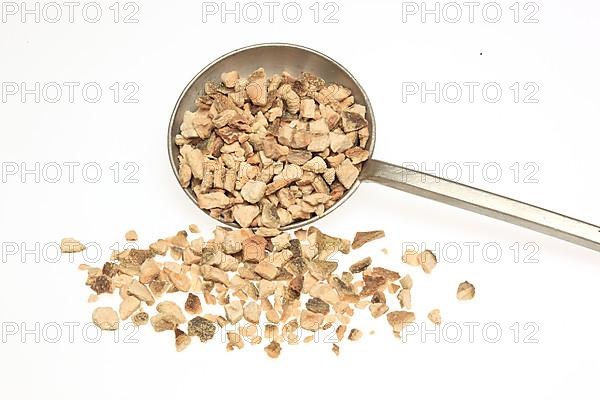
[345,147,369,164]
[336,325,347,342]
[428,309,442,325]
[255,260,279,280]
[221,71,239,88]
[348,328,363,341]
[188,316,216,342]
[335,159,359,189]
[239,325,268,344]
[138,259,160,284]
[119,296,141,320]
[341,110,368,132]
[240,180,267,204]
[371,267,400,281]
[242,235,267,262]
[387,311,416,334]
[369,303,389,318]
[150,239,169,256]
[125,230,138,241]
[92,307,119,331]
[332,343,340,356]
[118,249,153,266]
[224,300,243,324]
[264,340,281,358]
[300,310,324,332]
[282,319,300,344]
[150,313,180,332]
[61,237,86,253]
[305,297,330,315]
[402,249,438,273]
[131,311,149,326]
[397,289,412,310]
[308,227,350,259]
[226,332,244,351]
[351,230,385,249]
[90,275,112,295]
[419,250,438,273]
[185,293,202,315]
[156,301,186,324]
[166,270,191,292]
[399,274,413,290]
[243,301,261,324]
[360,275,387,297]
[350,257,372,273]
[175,328,192,352]
[307,260,338,281]
[127,280,155,305]
[401,249,421,266]
[233,205,260,228]
[457,281,475,300]
[196,192,230,209]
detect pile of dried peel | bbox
[67,225,473,358]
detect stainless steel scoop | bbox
[168,43,600,252]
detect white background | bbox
[1,0,600,398]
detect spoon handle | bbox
[361,159,600,252]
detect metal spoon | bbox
[168,43,600,252]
